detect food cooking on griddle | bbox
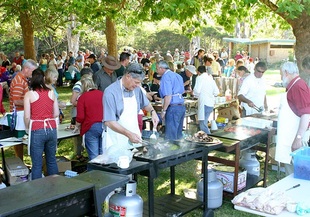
[190,131,214,142]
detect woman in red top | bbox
[76,74,104,160]
[24,69,59,180]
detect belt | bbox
[169,103,184,107]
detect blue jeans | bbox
[199,105,214,134]
[30,128,58,180]
[85,122,103,160]
[165,105,186,140]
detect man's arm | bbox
[161,95,172,120]
[238,94,255,107]
[105,121,141,143]
[292,114,310,151]
[264,95,268,111]
[143,103,159,128]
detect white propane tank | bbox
[109,181,143,217]
[197,169,223,209]
[239,149,260,177]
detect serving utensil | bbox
[150,127,157,140]
[286,184,300,191]
[253,105,263,112]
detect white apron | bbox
[27,118,57,155]
[197,99,205,121]
[275,78,300,164]
[105,83,141,150]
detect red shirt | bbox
[76,89,104,136]
[30,90,57,130]
[287,76,310,117]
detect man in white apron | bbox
[238,62,268,117]
[103,63,159,150]
[275,62,310,175]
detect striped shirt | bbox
[9,72,29,112]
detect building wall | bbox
[251,43,293,63]
[268,48,292,63]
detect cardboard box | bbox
[214,166,247,193]
[7,174,28,185]
[5,157,29,185]
[43,156,72,175]
[5,157,29,176]
[218,106,240,120]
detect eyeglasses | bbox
[255,69,265,73]
[129,70,144,74]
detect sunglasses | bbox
[255,69,265,73]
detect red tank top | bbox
[30,90,57,130]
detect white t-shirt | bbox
[238,73,266,115]
[194,73,219,120]
[48,59,57,71]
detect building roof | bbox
[223,38,295,45]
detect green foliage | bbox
[139,29,190,53]
[277,0,304,20]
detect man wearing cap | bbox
[180,65,197,97]
[115,52,131,78]
[238,62,268,116]
[93,55,121,92]
[87,54,101,74]
[157,60,186,140]
[104,63,159,148]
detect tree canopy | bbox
[0,0,310,66]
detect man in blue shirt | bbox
[157,60,186,140]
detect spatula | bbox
[150,127,157,140]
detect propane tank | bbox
[196,169,223,209]
[109,181,143,217]
[239,149,260,177]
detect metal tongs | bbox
[253,105,263,112]
[129,139,152,147]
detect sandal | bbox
[76,155,86,163]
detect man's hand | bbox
[127,132,142,144]
[161,111,166,121]
[302,130,310,146]
[151,111,159,128]
[184,80,190,86]
[292,136,303,152]
[247,100,255,108]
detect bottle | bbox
[225,85,232,101]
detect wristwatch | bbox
[296,135,302,139]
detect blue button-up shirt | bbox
[159,69,185,105]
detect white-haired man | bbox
[275,61,310,175]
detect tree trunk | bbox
[67,14,79,57]
[106,16,117,58]
[291,13,310,85]
[19,11,36,61]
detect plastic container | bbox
[225,86,232,101]
[291,147,310,180]
[239,149,260,177]
[196,169,223,209]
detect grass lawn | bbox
[0,71,284,216]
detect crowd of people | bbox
[1,46,309,179]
